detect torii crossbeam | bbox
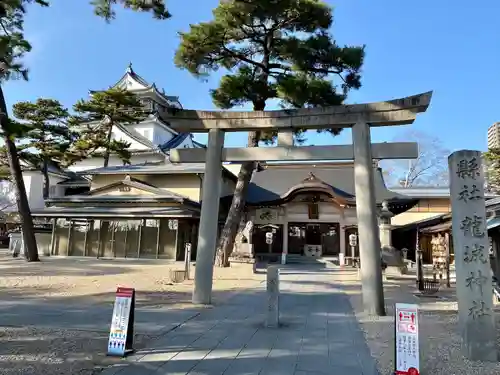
[162,91,432,131]
[169,142,418,163]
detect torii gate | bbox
[165,91,433,316]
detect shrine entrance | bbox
[288,222,340,257]
[165,91,433,315]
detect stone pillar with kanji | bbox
[449,150,497,362]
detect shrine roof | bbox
[391,213,451,233]
[77,159,237,182]
[79,160,207,175]
[245,163,416,212]
[31,205,200,219]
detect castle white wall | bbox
[22,172,66,210]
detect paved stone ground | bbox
[99,264,379,375]
[0,256,263,375]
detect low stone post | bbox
[266,266,280,328]
[449,150,497,362]
[184,243,192,280]
[338,252,345,267]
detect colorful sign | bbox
[107,287,135,357]
[395,303,420,375]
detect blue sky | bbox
[4,0,500,151]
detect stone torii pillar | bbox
[165,91,433,315]
[352,121,385,315]
[192,129,224,304]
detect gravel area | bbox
[0,254,262,305]
[0,254,264,375]
[0,326,150,375]
[344,270,500,375]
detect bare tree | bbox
[381,130,450,188]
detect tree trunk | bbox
[103,125,113,167]
[42,157,49,200]
[215,130,261,267]
[0,85,39,261]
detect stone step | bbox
[285,255,323,264]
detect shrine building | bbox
[31,160,417,261]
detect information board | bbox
[107,287,135,357]
[395,303,420,375]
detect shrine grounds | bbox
[2,254,500,374]
[0,253,265,375]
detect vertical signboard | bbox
[107,287,135,357]
[395,303,420,375]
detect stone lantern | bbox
[379,201,393,248]
[379,201,407,275]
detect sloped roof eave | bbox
[245,195,418,213]
[31,206,200,218]
[45,195,201,208]
[130,85,175,105]
[160,133,190,151]
[82,176,200,207]
[115,123,157,149]
[243,164,418,215]
[76,161,238,182]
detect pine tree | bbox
[91,0,171,20]
[0,0,170,261]
[175,0,365,267]
[71,88,146,167]
[12,98,72,199]
[0,143,38,179]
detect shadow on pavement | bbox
[97,271,382,375]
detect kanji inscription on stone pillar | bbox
[449,150,497,362]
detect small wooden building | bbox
[418,216,453,274]
[392,213,453,265]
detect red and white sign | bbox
[395,303,420,375]
[107,287,135,357]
